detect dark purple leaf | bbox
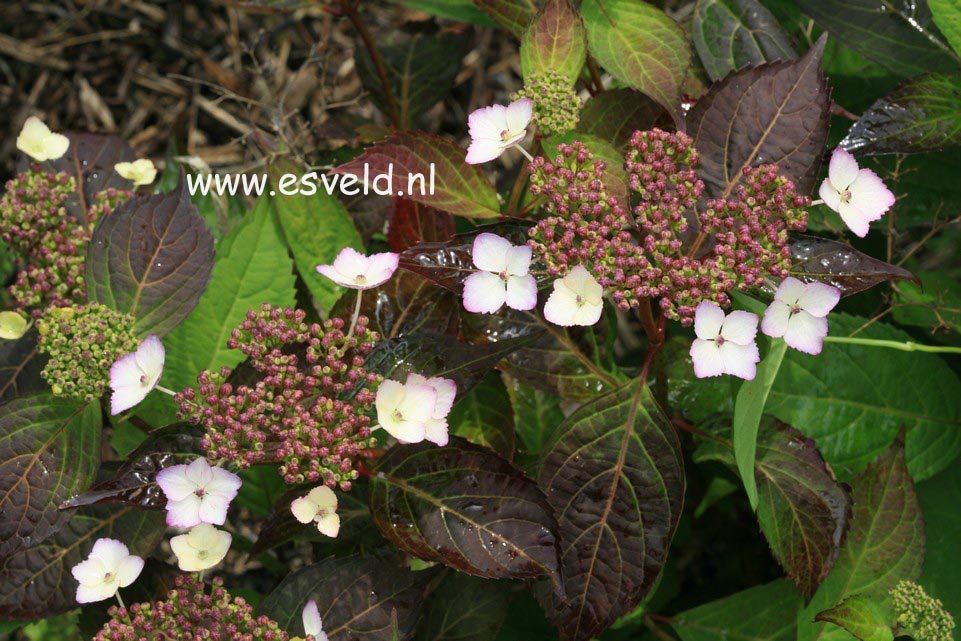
[0,394,101,557]
[0,329,48,404]
[788,234,920,296]
[418,572,512,641]
[369,437,561,586]
[387,198,456,252]
[259,556,432,641]
[16,132,137,223]
[86,174,215,337]
[688,34,830,199]
[60,424,204,510]
[577,88,670,150]
[537,380,684,641]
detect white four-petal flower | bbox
[462,233,538,314]
[291,486,341,538]
[316,247,399,290]
[543,265,604,327]
[169,523,232,572]
[761,277,840,355]
[17,116,69,162]
[109,334,165,415]
[155,457,242,528]
[689,301,760,380]
[818,147,895,238]
[375,373,456,446]
[465,98,533,164]
[303,599,330,641]
[115,159,158,186]
[71,538,144,604]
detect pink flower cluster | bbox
[176,304,381,490]
[94,574,289,641]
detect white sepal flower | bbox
[405,373,456,446]
[291,486,340,538]
[17,116,69,162]
[115,159,158,186]
[689,301,760,380]
[761,277,840,355]
[465,98,533,164]
[543,265,604,327]
[169,523,232,572]
[316,247,399,290]
[109,334,165,415]
[818,147,895,238]
[71,538,144,604]
[155,457,242,528]
[462,233,537,314]
[375,373,456,446]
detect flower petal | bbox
[424,418,449,446]
[332,247,371,276]
[848,168,895,221]
[784,310,829,355]
[134,335,165,383]
[316,264,356,288]
[165,495,203,528]
[761,301,791,338]
[428,376,457,419]
[465,139,506,165]
[156,464,196,502]
[719,342,759,380]
[468,104,507,140]
[462,271,508,314]
[471,233,513,272]
[399,383,438,423]
[505,98,534,135]
[90,538,130,569]
[543,285,578,326]
[316,512,341,538]
[798,282,841,317]
[773,277,807,305]
[693,301,725,340]
[207,466,242,499]
[76,582,112,604]
[828,147,861,190]
[365,252,400,288]
[184,456,215,486]
[818,178,842,214]
[690,339,725,378]
[71,558,104,586]
[303,600,323,637]
[110,382,150,416]
[571,299,603,326]
[837,200,872,238]
[565,265,603,303]
[115,555,144,588]
[198,494,231,525]
[720,310,758,345]
[307,486,338,511]
[291,496,318,524]
[504,244,533,277]
[505,274,538,311]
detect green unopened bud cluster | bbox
[891,580,955,641]
[512,70,581,135]
[36,303,139,401]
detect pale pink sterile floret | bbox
[761,277,841,355]
[465,98,533,164]
[462,233,538,314]
[818,147,895,238]
[316,247,399,290]
[543,265,604,327]
[689,301,760,380]
[155,457,242,528]
[71,537,144,604]
[109,334,165,415]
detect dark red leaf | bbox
[788,233,920,296]
[0,329,48,404]
[387,198,456,252]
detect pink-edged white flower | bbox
[291,486,340,538]
[155,457,242,528]
[761,277,840,355]
[71,538,144,604]
[303,599,329,641]
[463,233,537,314]
[115,159,157,186]
[543,265,604,327]
[109,334,165,415]
[690,301,760,380]
[465,98,533,164]
[169,523,232,572]
[818,147,895,238]
[375,373,456,446]
[17,116,69,162]
[316,247,399,290]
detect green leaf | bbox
[448,372,517,460]
[356,31,470,128]
[795,0,960,77]
[814,594,895,641]
[86,175,216,337]
[692,0,797,81]
[688,34,830,199]
[841,73,961,155]
[471,0,537,38]
[576,88,668,150]
[138,194,296,424]
[520,0,587,83]
[395,0,497,26]
[332,131,501,219]
[733,339,788,508]
[505,377,565,458]
[269,160,363,313]
[918,463,961,621]
[0,506,165,620]
[766,314,961,481]
[798,435,924,641]
[892,270,961,333]
[536,380,685,641]
[672,579,801,641]
[0,394,101,557]
[930,0,961,56]
[259,556,432,641]
[416,573,512,641]
[580,0,690,126]
[369,437,560,584]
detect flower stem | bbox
[349,290,363,337]
[517,145,534,163]
[810,199,824,206]
[824,336,961,354]
[115,591,126,612]
[156,384,178,396]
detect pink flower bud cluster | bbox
[176,304,382,490]
[94,574,289,641]
[527,130,809,324]
[0,165,72,253]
